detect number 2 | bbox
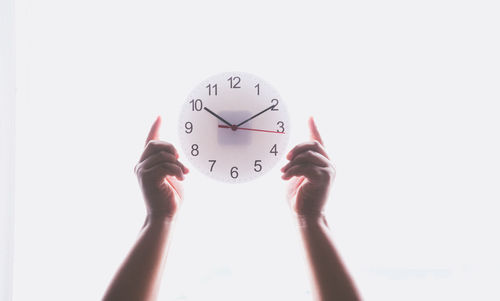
[271,99,279,111]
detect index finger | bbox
[145,116,162,146]
[308,116,324,146]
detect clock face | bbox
[178,72,290,183]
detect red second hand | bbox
[218,124,284,134]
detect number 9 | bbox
[185,121,193,134]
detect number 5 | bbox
[254,160,262,172]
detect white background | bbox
[1,0,15,299]
[11,0,500,300]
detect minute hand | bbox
[236,104,276,128]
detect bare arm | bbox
[281,117,361,301]
[103,117,189,301]
[297,215,359,301]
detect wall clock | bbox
[178,72,290,183]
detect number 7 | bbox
[209,160,216,172]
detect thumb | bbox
[145,116,162,146]
[308,116,324,146]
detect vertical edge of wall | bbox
[0,0,16,299]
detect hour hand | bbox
[203,107,234,129]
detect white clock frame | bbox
[178,72,290,183]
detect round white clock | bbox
[178,72,290,183]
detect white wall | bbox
[0,0,16,299]
[12,0,500,300]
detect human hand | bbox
[134,116,189,219]
[281,117,335,220]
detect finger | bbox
[286,140,329,160]
[145,116,162,146]
[165,176,183,200]
[281,150,330,173]
[285,176,306,200]
[309,116,324,146]
[281,164,333,183]
[141,162,185,181]
[281,164,320,181]
[140,140,179,162]
[136,151,188,174]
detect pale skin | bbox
[103,116,360,301]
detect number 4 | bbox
[270,144,278,156]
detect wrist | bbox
[145,212,177,226]
[294,213,328,229]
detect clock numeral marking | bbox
[206,84,218,96]
[254,160,262,172]
[230,166,239,179]
[254,83,260,95]
[191,144,199,156]
[190,99,203,111]
[270,144,278,156]
[208,160,216,172]
[277,121,284,133]
[185,121,193,134]
[227,76,241,89]
[271,99,279,111]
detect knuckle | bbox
[160,143,177,155]
[158,150,171,159]
[145,140,157,150]
[312,168,323,179]
[159,162,171,169]
[163,142,175,150]
[134,162,142,175]
[324,168,335,181]
[305,150,316,157]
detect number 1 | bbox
[255,83,260,95]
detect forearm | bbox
[103,215,175,301]
[297,215,360,301]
